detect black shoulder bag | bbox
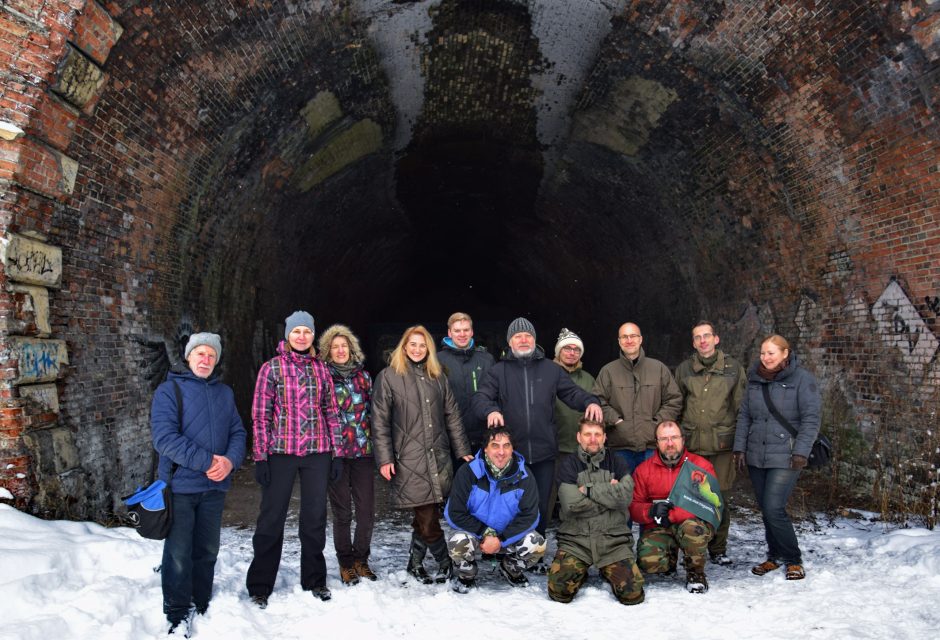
[760,383,831,469]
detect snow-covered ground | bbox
[1,502,938,640]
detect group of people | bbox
[148,310,821,633]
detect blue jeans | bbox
[614,448,655,474]
[162,490,226,623]
[748,466,803,564]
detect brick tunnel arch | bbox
[1,1,938,518]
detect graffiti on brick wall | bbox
[11,338,69,385]
[925,296,940,315]
[0,234,62,288]
[134,319,194,391]
[871,278,939,375]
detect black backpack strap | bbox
[169,380,182,477]
[761,383,797,438]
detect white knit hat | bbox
[554,328,584,358]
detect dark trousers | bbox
[528,458,557,537]
[614,448,656,473]
[247,452,331,595]
[412,503,444,543]
[327,457,376,567]
[748,466,803,564]
[162,490,225,623]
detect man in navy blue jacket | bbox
[471,317,602,549]
[151,332,246,634]
[444,427,545,591]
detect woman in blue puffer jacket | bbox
[733,334,820,582]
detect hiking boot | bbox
[340,565,360,586]
[751,560,781,576]
[354,560,378,581]
[499,558,529,587]
[710,553,733,567]
[249,594,268,609]
[785,564,805,580]
[526,558,548,575]
[310,586,332,601]
[686,571,709,594]
[451,576,476,594]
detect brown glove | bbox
[790,455,808,470]
[733,451,746,473]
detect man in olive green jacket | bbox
[549,328,596,526]
[548,418,645,605]
[674,321,746,566]
[593,322,683,472]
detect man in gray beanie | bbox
[185,332,223,363]
[472,317,603,563]
[152,330,245,633]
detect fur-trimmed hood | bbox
[318,323,366,364]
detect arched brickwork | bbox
[1,0,937,517]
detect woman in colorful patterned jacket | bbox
[318,323,377,586]
[246,311,343,607]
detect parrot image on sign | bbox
[690,469,722,522]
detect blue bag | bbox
[123,479,173,540]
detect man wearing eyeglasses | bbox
[674,321,746,567]
[592,322,682,473]
[629,421,716,594]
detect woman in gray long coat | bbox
[372,325,472,584]
[733,334,821,581]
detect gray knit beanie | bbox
[184,332,222,360]
[506,317,536,343]
[284,310,315,340]
[554,328,584,358]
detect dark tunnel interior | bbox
[3,0,937,516]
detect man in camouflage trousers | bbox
[548,418,645,605]
[629,421,716,594]
[675,321,746,566]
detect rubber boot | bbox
[407,534,433,584]
[427,538,452,584]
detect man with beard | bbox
[547,418,645,605]
[471,317,602,566]
[629,421,716,594]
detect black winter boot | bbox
[427,538,452,584]
[407,535,433,584]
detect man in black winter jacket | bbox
[438,311,494,460]
[471,317,602,546]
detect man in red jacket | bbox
[629,421,716,593]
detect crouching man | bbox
[630,421,717,594]
[548,418,645,605]
[444,427,546,592]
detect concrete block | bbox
[9,284,52,336]
[1,233,62,288]
[9,338,69,385]
[19,383,59,413]
[50,43,107,111]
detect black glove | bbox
[254,460,270,488]
[648,500,673,526]
[330,457,344,483]
[733,451,747,473]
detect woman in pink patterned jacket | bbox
[246,310,343,607]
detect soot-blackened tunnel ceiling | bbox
[1,0,938,516]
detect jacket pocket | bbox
[682,423,703,452]
[714,425,735,451]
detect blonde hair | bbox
[762,334,790,352]
[389,325,443,378]
[318,324,365,364]
[447,312,472,328]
